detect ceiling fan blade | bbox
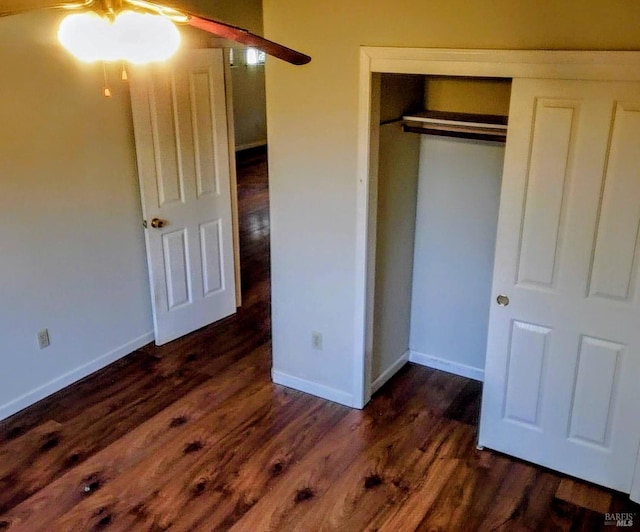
[187,15,310,66]
[122,0,310,65]
[0,0,93,16]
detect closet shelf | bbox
[402,110,508,142]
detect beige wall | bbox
[230,51,268,150]
[379,74,424,122]
[372,122,420,386]
[263,0,640,403]
[186,0,268,149]
[425,77,511,116]
[0,10,153,418]
[0,1,264,419]
[179,0,263,33]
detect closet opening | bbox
[355,47,640,500]
[368,74,512,396]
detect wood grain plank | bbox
[1,346,271,530]
[0,364,211,513]
[0,350,162,444]
[0,420,62,478]
[556,477,612,515]
[47,384,306,529]
[372,423,477,531]
[229,369,465,531]
[132,394,349,530]
[48,382,281,530]
[465,462,558,531]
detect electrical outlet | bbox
[311,331,323,350]
[37,329,50,349]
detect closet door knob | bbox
[496,294,510,306]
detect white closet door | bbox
[479,78,640,492]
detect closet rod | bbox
[402,110,508,143]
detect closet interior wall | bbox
[371,74,424,390]
[371,75,512,391]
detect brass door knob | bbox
[496,294,510,306]
[150,217,167,229]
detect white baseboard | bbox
[409,350,484,382]
[272,370,353,407]
[0,331,154,422]
[235,140,267,152]
[371,349,409,394]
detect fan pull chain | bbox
[102,62,112,98]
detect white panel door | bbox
[479,79,640,493]
[130,49,236,345]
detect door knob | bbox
[496,294,510,306]
[150,217,167,229]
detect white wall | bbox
[371,123,420,389]
[409,136,504,379]
[370,74,423,391]
[230,54,268,150]
[0,11,153,419]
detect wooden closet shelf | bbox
[402,110,508,142]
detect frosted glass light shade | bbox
[58,11,181,64]
[58,12,116,62]
[113,11,181,64]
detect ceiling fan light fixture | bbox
[114,10,181,64]
[58,10,181,64]
[58,12,116,62]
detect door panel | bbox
[131,49,237,345]
[480,79,640,493]
[568,336,622,446]
[150,75,184,207]
[516,100,576,288]
[200,219,224,295]
[504,320,549,427]
[588,103,640,301]
[163,229,191,310]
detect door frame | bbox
[354,50,640,497]
[221,45,243,307]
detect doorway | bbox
[370,73,510,395]
[130,47,270,346]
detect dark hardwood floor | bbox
[1,146,639,531]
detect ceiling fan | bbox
[0,0,311,65]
